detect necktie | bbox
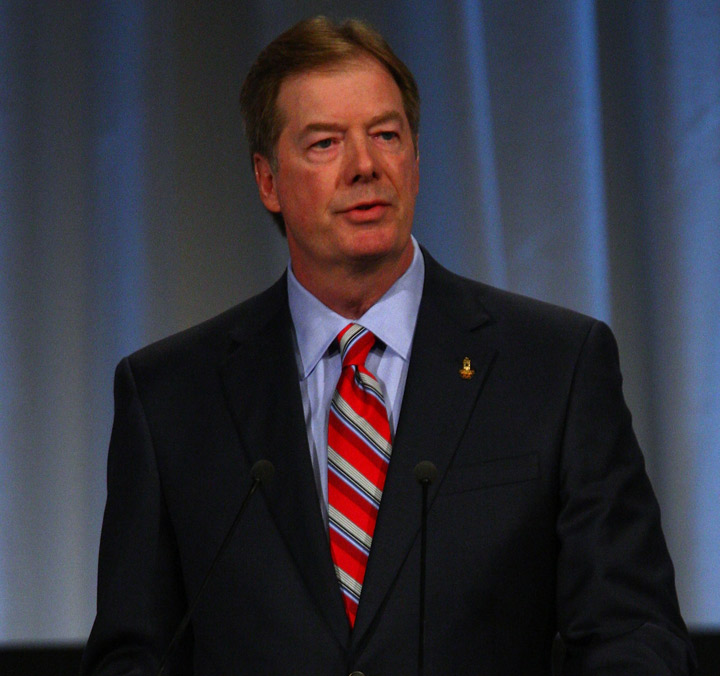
[328,324,392,627]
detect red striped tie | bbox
[328,324,392,627]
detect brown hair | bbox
[239,16,420,233]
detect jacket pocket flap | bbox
[442,453,539,494]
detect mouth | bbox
[341,201,391,223]
[345,200,390,212]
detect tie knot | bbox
[337,323,375,368]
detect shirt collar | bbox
[288,236,425,379]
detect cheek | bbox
[409,157,420,195]
[280,167,333,214]
[399,170,419,208]
[393,155,419,197]
[304,176,330,206]
[277,179,336,239]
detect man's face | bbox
[254,56,419,282]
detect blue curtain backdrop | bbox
[1,0,718,643]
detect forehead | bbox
[275,57,406,129]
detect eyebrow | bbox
[299,122,345,139]
[367,111,404,128]
[298,110,405,140]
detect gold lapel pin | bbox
[459,357,475,380]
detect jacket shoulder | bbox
[422,249,602,342]
[122,273,288,380]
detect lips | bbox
[341,200,391,223]
[344,199,390,212]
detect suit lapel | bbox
[351,253,497,647]
[219,279,349,647]
[217,257,498,652]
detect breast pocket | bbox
[441,452,539,494]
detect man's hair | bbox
[239,16,420,234]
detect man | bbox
[81,16,696,675]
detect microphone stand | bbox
[414,461,437,676]
[156,459,274,676]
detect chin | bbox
[347,225,409,253]
[342,237,411,269]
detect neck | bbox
[292,247,414,319]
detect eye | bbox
[311,138,334,149]
[377,131,398,141]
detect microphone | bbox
[156,459,275,676]
[414,461,438,486]
[413,461,437,676]
[251,458,275,485]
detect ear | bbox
[253,153,282,213]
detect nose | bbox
[344,134,379,184]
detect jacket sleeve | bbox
[80,357,192,676]
[555,320,696,675]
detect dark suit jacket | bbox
[81,251,695,675]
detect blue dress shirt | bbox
[287,237,425,525]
